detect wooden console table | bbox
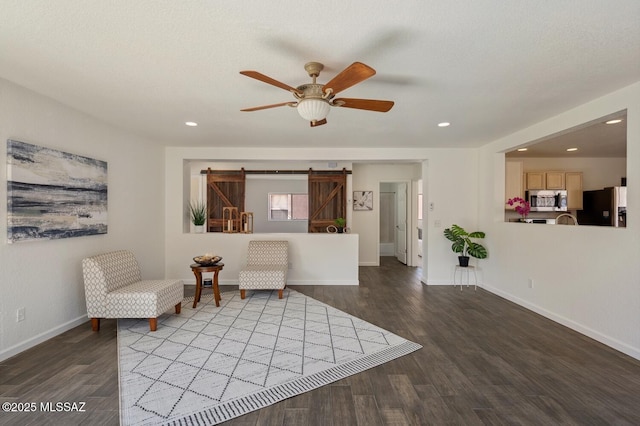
[190,263,224,308]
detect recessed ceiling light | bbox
[437,122,450,127]
[185,121,198,127]
[517,148,528,152]
[605,119,623,124]
[566,147,578,152]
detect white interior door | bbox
[395,183,408,264]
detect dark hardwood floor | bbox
[2,257,640,425]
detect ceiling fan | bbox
[239,62,394,127]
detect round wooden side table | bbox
[190,263,224,308]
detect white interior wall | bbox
[165,233,359,286]
[478,82,640,360]
[189,161,354,175]
[422,150,481,284]
[351,163,423,266]
[0,79,166,361]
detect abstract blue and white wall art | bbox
[7,140,108,243]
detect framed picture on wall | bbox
[353,191,373,211]
[7,139,108,243]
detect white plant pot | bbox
[193,225,205,233]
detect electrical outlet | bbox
[288,262,293,269]
[434,219,441,228]
[17,307,25,322]
[528,278,534,289]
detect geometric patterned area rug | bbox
[118,288,421,425]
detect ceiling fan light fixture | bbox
[239,62,393,126]
[297,98,330,122]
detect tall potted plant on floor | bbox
[444,224,487,266]
[189,200,207,233]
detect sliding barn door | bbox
[205,169,245,232]
[308,169,347,233]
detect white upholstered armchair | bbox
[82,250,183,331]
[238,240,288,299]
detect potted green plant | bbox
[443,224,487,267]
[189,200,207,233]
[334,217,346,233]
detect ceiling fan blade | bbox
[239,71,302,95]
[322,62,376,96]
[332,98,394,112]
[241,102,294,112]
[310,119,327,127]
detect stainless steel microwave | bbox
[526,190,568,212]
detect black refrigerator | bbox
[577,187,627,227]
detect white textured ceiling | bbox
[506,111,628,158]
[1,1,639,150]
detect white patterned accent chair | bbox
[82,250,183,332]
[238,240,288,299]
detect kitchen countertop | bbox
[508,218,557,224]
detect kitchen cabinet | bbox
[512,167,583,211]
[526,171,567,190]
[525,172,545,190]
[505,160,524,207]
[545,172,565,189]
[565,172,583,210]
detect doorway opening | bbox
[379,181,409,265]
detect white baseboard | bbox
[423,278,483,287]
[483,284,640,361]
[424,279,454,286]
[0,315,87,362]
[359,261,379,266]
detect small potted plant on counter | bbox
[443,224,487,267]
[334,217,346,233]
[189,200,207,233]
